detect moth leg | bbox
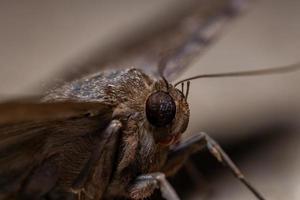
[163,132,265,200]
[129,172,180,200]
[71,120,122,199]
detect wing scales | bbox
[0,102,114,199]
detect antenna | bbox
[174,63,300,87]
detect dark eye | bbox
[146,91,176,127]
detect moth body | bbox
[0,1,268,198]
[42,68,190,199]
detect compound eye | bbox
[146,91,176,127]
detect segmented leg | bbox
[129,172,180,200]
[71,120,122,200]
[163,132,266,200]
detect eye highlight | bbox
[146,91,176,127]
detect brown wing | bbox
[0,101,114,199]
[51,0,251,85]
[0,101,112,124]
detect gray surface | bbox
[183,1,300,199]
[0,0,300,199]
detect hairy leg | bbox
[71,120,122,199]
[162,132,265,200]
[128,172,180,200]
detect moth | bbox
[1,0,299,200]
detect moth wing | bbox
[0,101,115,199]
[51,0,250,85]
[0,101,113,124]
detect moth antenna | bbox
[185,81,190,100]
[174,63,300,87]
[181,82,185,95]
[162,76,170,91]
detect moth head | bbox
[145,79,189,146]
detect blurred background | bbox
[0,0,300,199]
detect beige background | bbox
[0,0,300,199]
